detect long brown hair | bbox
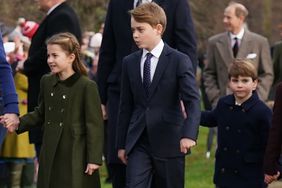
[46,32,88,76]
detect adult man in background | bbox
[22,0,81,156]
[204,2,273,107]
[97,0,197,187]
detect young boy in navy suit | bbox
[201,59,272,188]
[117,3,200,188]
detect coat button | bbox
[48,106,52,111]
[59,122,63,127]
[236,149,240,154]
[242,109,246,112]
[223,147,228,151]
[234,170,238,174]
[47,121,51,125]
[225,126,230,131]
[61,109,64,112]
[51,93,54,96]
[63,95,66,99]
[221,168,225,173]
[229,106,233,110]
[237,129,241,133]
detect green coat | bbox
[18,73,103,188]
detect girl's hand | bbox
[84,163,100,175]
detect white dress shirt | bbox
[230,28,245,47]
[134,0,152,8]
[140,40,164,82]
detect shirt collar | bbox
[142,39,164,59]
[47,2,63,15]
[230,28,245,40]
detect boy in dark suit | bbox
[117,3,200,188]
[201,59,272,188]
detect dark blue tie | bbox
[143,53,153,97]
[233,37,239,57]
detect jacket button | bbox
[229,106,233,110]
[47,122,51,125]
[48,106,52,111]
[236,149,240,154]
[225,126,230,131]
[221,168,225,173]
[234,170,238,174]
[237,129,241,133]
[61,109,64,112]
[59,122,63,127]
[223,147,228,151]
[242,109,245,112]
[63,95,66,99]
[51,93,54,96]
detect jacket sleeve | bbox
[84,81,104,165]
[0,33,19,114]
[203,38,221,107]
[17,75,46,133]
[178,54,200,140]
[264,83,282,175]
[173,0,197,73]
[117,58,133,149]
[96,0,116,105]
[256,37,273,102]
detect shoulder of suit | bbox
[245,30,268,41]
[208,32,226,43]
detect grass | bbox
[99,127,216,188]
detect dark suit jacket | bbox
[117,44,200,157]
[23,2,81,143]
[97,0,197,105]
[201,92,272,187]
[0,33,18,114]
[264,82,282,175]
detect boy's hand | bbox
[180,138,196,154]
[118,149,127,165]
[264,172,280,184]
[101,104,108,120]
[85,163,100,175]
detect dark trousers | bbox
[110,163,126,188]
[126,132,185,188]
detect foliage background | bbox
[1,0,281,53]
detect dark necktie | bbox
[136,0,142,7]
[143,53,153,97]
[233,37,239,57]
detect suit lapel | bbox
[237,30,251,58]
[216,32,233,67]
[132,51,144,96]
[148,44,170,99]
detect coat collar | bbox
[51,72,81,87]
[223,91,260,111]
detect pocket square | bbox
[246,53,257,59]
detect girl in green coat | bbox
[4,32,104,188]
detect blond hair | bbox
[228,59,257,80]
[129,2,167,34]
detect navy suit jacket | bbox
[97,0,197,105]
[23,2,81,143]
[0,33,18,114]
[117,44,200,157]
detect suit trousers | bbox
[126,131,185,188]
